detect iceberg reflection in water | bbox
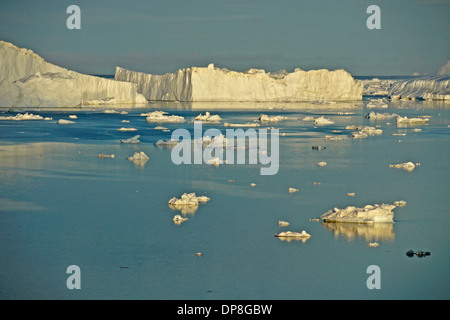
[321,222,395,242]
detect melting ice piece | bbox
[389,161,415,171]
[194,112,222,122]
[173,215,188,224]
[274,231,311,242]
[366,98,389,109]
[58,119,75,124]
[321,203,396,223]
[168,193,210,215]
[0,113,44,121]
[396,116,429,125]
[98,154,115,159]
[278,220,290,227]
[258,114,288,122]
[117,127,137,131]
[316,161,327,167]
[394,200,407,207]
[314,116,334,126]
[144,111,185,123]
[224,122,260,127]
[288,188,299,193]
[365,111,398,119]
[120,135,141,144]
[127,151,149,162]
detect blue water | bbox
[0,99,449,299]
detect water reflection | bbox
[321,222,395,242]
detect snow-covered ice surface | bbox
[0,79,449,300]
[320,203,396,223]
[115,64,363,102]
[0,41,147,108]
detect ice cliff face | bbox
[0,41,147,108]
[389,75,450,101]
[115,63,363,102]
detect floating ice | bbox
[366,111,398,119]
[258,114,288,122]
[314,116,334,126]
[57,119,75,124]
[274,231,311,242]
[393,200,407,207]
[0,112,44,121]
[288,188,299,193]
[173,215,188,224]
[194,112,222,122]
[168,193,210,215]
[97,154,115,159]
[120,135,141,144]
[366,98,389,109]
[396,116,429,125]
[278,220,290,227]
[321,203,396,223]
[117,127,137,131]
[144,111,185,123]
[224,122,260,127]
[115,64,363,102]
[0,41,147,108]
[316,161,327,167]
[127,151,149,162]
[389,162,415,171]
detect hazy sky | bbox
[0,0,449,76]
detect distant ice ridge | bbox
[389,75,450,100]
[115,63,363,102]
[0,41,147,108]
[437,60,450,76]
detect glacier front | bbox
[389,75,450,101]
[0,41,147,108]
[115,63,363,102]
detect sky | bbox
[0,0,449,76]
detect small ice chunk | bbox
[168,193,210,214]
[317,161,327,167]
[173,215,188,224]
[278,220,290,227]
[144,111,185,123]
[97,154,115,158]
[120,135,141,144]
[314,116,334,126]
[194,112,222,122]
[258,114,287,122]
[57,119,75,124]
[224,122,260,127]
[396,116,429,125]
[346,193,355,197]
[369,242,379,247]
[69,115,77,119]
[117,127,137,131]
[288,188,299,193]
[250,183,256,187]
[127,151,149,162]
[274,230,311,238]
[394,200,407,207]
[389,161,415,171]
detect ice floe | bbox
[127,151,149,164]
[144,111,185,123]
[173,214,188,224]
[389,161,416,171]
[314,116,334,126]
[194,112,222,122]
[396,116,429,126]
[0,112,45,121]
[366,98,389,109]
[120,135,141,144]
[258,114,288,122]
[117,127,137,131]
[274,230,311,242]
[320,203,396,223]
[57,119,76,124]
[168,193,210,215]
[224,122,260,127]
[365,111,398,119]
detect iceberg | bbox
[396,116,429,125]
[321,203,396,223]
[389,75,449,100]
[144,111,185,123]
[127,151,149,163]
[120,135,141,144]
[274,230,311,242]
[0,112,44,121]
[0,41,147,108]
[194,112,222,122]
[389,161,416,171]
[168,192,210,214]
[115,64,363,102]
[314,116,334,126]
[365,111,398,119]
[57,119,75,124]
[258,114,288,122]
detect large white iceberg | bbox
[0,41,147,108]
[115,63,363,102]
[389,75,450,100]
[321,203,396,223]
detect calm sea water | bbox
[0,99,448,299]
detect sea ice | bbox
[389,75,449,100]
[366,98,389,109]
[120,135,141,144]
[321,203,396,223]
[168,193,210,215]
[194,112,222,122]
[127,151,149,162]
[115,64,363,102]
[274,231,311,241]
[117,127,137,131]
[365,111,398,119]
[173,214,188,224]
[314,116,334,126]
[258,114,288,122]
[0,112,44,121]
[0,41,147,108]
[144,111,185,123]
[389,162,415,171]
[224,122,260,127]
[396,116,429,125]
[57,119,75,124]
[278,220,290,227]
